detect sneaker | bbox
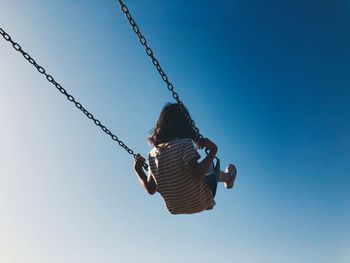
[224,164,237,189]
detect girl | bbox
[134,103,237,214]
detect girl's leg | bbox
[219,171,231,182]
[219,164,237,189]
[205,161,237,195]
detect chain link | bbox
[0,27,148,170]
[117,0,203,141]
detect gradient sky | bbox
[0,1,349,263]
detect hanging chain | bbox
[0,27,148,170]
[117,0,203,141]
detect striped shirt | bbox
[148,138,215,214]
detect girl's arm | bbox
[134,155,157,195]
[188,138,218,182]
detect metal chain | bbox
[0,27,148,170]
[117,0,203,141]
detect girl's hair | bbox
[148,103,197,146]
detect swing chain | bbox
[0,27,148,170]
[117,0,203,141]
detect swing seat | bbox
[205,157,220,198]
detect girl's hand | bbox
[134,155,146,172]
[196,138,218,153]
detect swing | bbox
[0,0,219,171]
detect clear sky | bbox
[0,0,349,262]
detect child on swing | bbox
[134,103,237,214]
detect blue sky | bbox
[0,0,349,262]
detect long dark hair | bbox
[148,103,197,146]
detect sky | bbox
[0,0,349,262]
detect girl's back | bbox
[148,138,215,214]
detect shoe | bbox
[224,164,237,189]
